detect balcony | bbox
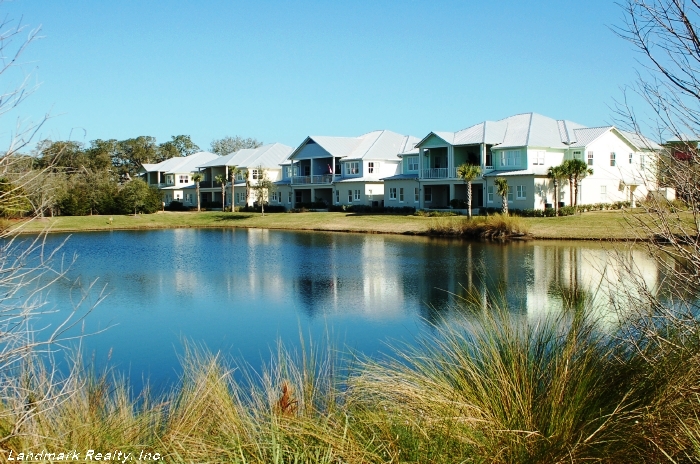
[422,168,456,179]
[292,174,335,185]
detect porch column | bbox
[332,156,336,181]
[310,160,314,183]
[447,146,454,177]
[480,144,485,169]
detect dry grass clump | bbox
[428,213,529,238]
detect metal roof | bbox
[380,173,419,181]
[197,143,293,169]
[141,151,218,174]
[288,130,420,162]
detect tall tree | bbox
[547,165,566,215]
[159,135,200,158]
[210,136,262,156]
[456,163,481,219]
[214,174,227,210]
[192,172,203,212]
[494,177,509,215]
[250,166,275,216]
[562,159,593,206]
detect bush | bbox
[328,204,415,214]
[165,201,187,211]
[449,199,467,209]
[559,206,576,216]
[294,201,328,209]
[427,213,529,238]
[415,210,460,217]
[116,179,162,215]
[240,204,287,213]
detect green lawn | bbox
[13,209,647,240]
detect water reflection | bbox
[27,229,667,389]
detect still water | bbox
[26,228,660,390]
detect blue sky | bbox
[3,0,644,151]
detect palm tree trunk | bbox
[196,183,201,212]
[467,181,473,219]
[574,179,579,206]
[553,180,559,215]
[502,194,508,215]
[221,185,226,211]
[569,179,574,206]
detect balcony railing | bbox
[292,175,336,185]
[421,168,455,179]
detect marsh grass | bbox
[2,303,700,462]
[428,213,530,238]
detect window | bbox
[166,175,174,185]
[414,187,419,202]
[533,151,545,165]
[485,150,493,168]
[368,162,374,174]
[507,186,514,202]
[271,192,278,202]
[179,175,189,184]
[284,166,292,178]
[408,157,419,171]
[629,153,634,164]
[600,185,607,202]
[354,189,361,201]
[346,162,359,175]
[303,165,311,176]
[573,151,583,160]
[587,151,594,166]
[610,152,616,166]
[335,190,339,203]
[389,188,396,200]
[288,192,292,204]
[501,150,521,167]
[236,171,245,181]
[252,169,260,180]
[348,190,353,202]
[487,186,494,203]
[399,188,404,202]
[640,154,646,170]
[424,187,432,202]
[516,185,526,199]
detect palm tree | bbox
[457,163,482,219]
[214,174,226,210]
[494,177,509,215]
[547,165,565,215]
[563,159,593,206]
[192,172,203,212]
[231,167,246,207]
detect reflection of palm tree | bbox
[457,163,481,219]
[192,172,202,212]
[214,174,226,210]
[494,177,509,215]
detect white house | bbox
[140,151,218,206]
[274,130,419,208]
[196,143,293,208]
[383,113,661,211]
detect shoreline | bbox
[9,210,646,241]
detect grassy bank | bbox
[3,305,698,463]
[12,209,644,240]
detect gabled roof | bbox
[141,151,218,174]
[197,143,293,169]
[288,130,419,161]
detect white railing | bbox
[421,168,451,179]
[292,176,312,184]
[312,174,334,184]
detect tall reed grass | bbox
[428,213,529,238]
[2,302,700,463]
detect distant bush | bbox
[295,201,327,209]
[559,206,576,216]
[165,201,188,211]
[427,213,529,238]
[328,205,415,214]
[449,199,468,209]
[415,209,460,217]
[240,204,286,213]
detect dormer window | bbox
[345,162,359,175]
[368,162,375,174]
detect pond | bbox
[18,228,662,391]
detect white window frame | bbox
[271,192,278,202]
[587,151,594,166]
[414,187,419,202]
[252,169,260,180]
[348,189,353,202]
[573,151,583,160]
[368,162,375,174]
[507,186,514,202]
[389,187,397,200]
[487,186,494,203]
[335,190,339,204]
[408,157,419,172]
[600,185,607,202]
[629,153,634,164]
[353,189,361,201]
[346,162,359,175]
[399,187,404,202]
[502,150,521,167]
[533,151,545,165]
[610,152,616,167]
[640,154,646,170]
[424,187,432,203]
[288,192,292,204]
[485,150,493,169]
[516,185,526,199]
[236,171,245,181]
[179,175,189,184]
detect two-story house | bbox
[383,113,660,211]
[273,130,419,208]
[196,143,293,207]
[140,151,218,206]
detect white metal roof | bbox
[288,130,420,162]
[197,143,294,169]
[140,151,218,174]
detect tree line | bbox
[0,135,261,218]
